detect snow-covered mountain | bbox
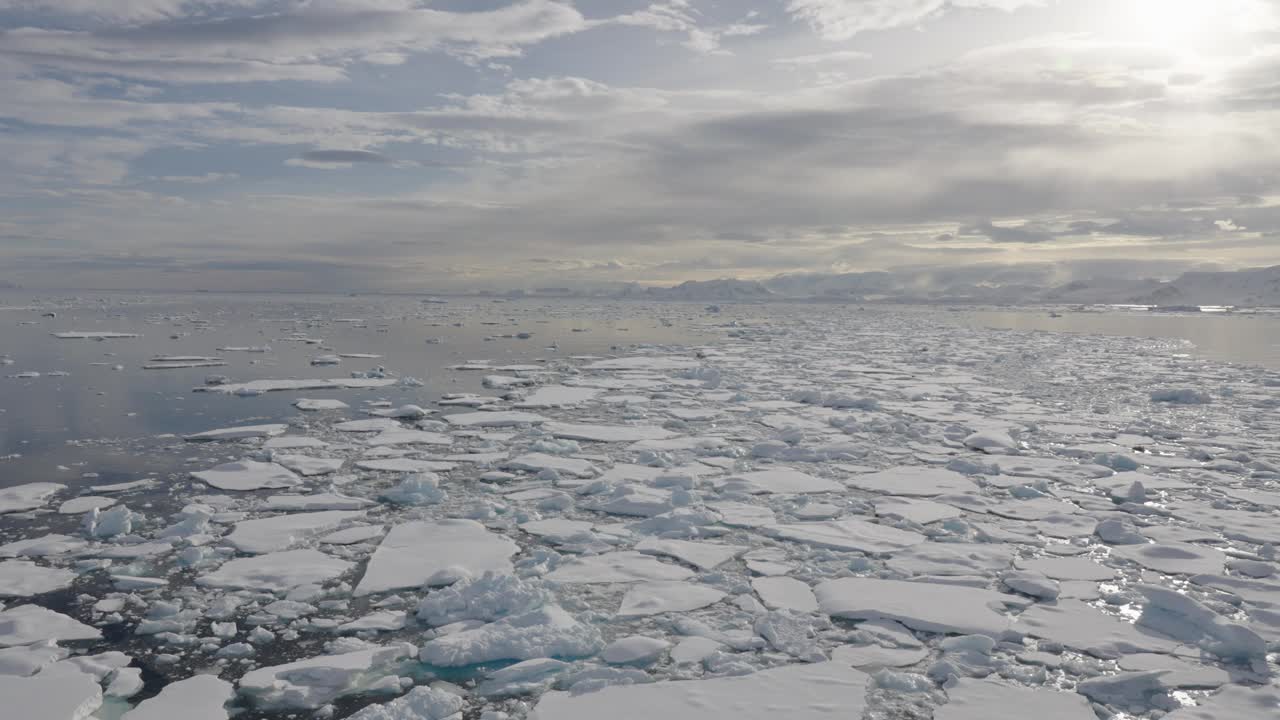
[1129,265,1280,307]
[613,265,1280,306]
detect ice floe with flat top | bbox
[197,549,352,592]
[0,482,65,514]
[0,561,76,597]
[617,581,726,617]
[528,661,868,720]
[515,386,602,408]
[843,466,978,496]
[765,518,925,553]
[356,520,518,596]
[121,674,233,720]
[935,678,1095,720]
[0,604,102,646]
[444,410,548,427]
[191,460,301,491]
[717,468,844,494]
[546,551,694,584]
[0,665,103,720]
[224,509,366,553]
[816,578,1025,636]
[238,643,414,709]
[184,423,287,441]
[542,421,677,443]
[197,378,397,394]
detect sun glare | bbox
[1116,0,1267,53]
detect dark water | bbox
[0,292,717,488]
[943,307,1280,370]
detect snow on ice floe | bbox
[0,560,76,597]
[355,520,518,595]
[184,423,287,441]
[582,356,700,371]
[121,674,233,720]
[294,397,350,411]
[546,551,694,584]
[0,604,102,646]
[52,331,138,339]
[515,386,602,408]
[57,495,115,514]
[528,662,868,720]
[419,605,602,666]
[191,460,301,491]
[443,410,549,427]
[196,549,352,591]
[0,482,65,514]
[842,466,978,496]
[935,678,1095,720]
[616,581,726,617]
[816,578,1025,636]
[633,537,746,570]
[197,378,398,394]
[0,665,103,720]
[542,421,677,443]
[238,643,414,709]
[716,468,843,494]
[765,518,925,553]
[225,509,366,553]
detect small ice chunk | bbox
[346,686,464,720]
[601,636,669,665]
[294,398,350,411]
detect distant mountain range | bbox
[610,265,1280,307]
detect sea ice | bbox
[528,661,868,720]
[765,518,925,553]
[0,665,103,720]
[935,678,1095,720]
[616,581,726,617]
[843,467,977,496]
[444,411,549,427]
[197,549,352,592]
[0,561,76,597]
[546,551,694,584]
[633,537,747,571]
[515,386,602,408]
[191,460,301,491]
[0,482,65,514]
[718,469,844,495]
[238,643,415,709]
[418,605,602,666]
[121,674,233,720]
[816,578,1021,636]
[355,520,519,595]
[225,510,366,553]
[184,424,288,441]
[752,576,819,612]
[0,604,102,646]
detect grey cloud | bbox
[300,149,392,164]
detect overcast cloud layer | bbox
[1,0,1278,291]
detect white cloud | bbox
[786,0,1044,40]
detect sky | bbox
[1,0,1278,292]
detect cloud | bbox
[786,0,1044,41]
[297,149,393,164]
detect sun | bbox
[1113,0,1269,54]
